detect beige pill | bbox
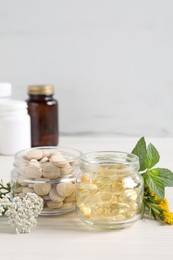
[17,193,25,198]
[42,195,50,201]
[51,156,67,167]
[64,191,76,203]
[15,187,23,193]
[29,160,41,168]
[26,150,43,160]
[50,150,62,157]
[34,183,51,196]
[47,200,63,209]
[30,159,38,163]
[23,187,34,194]
[60,202,73,209]
[28,184,35,188]
[24,165,42,178]
[56,182,75,197]
[49,187,64,203]
[50,155,63,162]
[40,157,49,163]
[60,164,71,176]
[42,163,60,179]
[42,150,51,157]
[56,161,67,168]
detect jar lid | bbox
[0,82,12,97]
[28,85,54,95]
[0,99,27,114]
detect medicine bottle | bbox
[26,85,58,147]
[0,99,31,155]
[0,82,12,98]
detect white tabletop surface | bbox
[0,136,173,260]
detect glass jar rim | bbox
[80,151,139,166]
[14,146,82,167]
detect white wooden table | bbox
[0,137,173,260]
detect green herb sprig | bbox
[132,137,173,221]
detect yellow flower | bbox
[147,188,173,225]
[162,211,173,225]
[154,196,173,225]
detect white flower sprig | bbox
[0,193,43,234]
[0,196,11,216]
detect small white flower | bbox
[0,196,11,216]
[5,193,43,234]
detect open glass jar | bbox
[76,151,144,229]
[11,147,81,215]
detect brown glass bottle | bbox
[26,85,58,147]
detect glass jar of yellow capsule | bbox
[76,151,144,229]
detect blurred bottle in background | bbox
[0,82,12,99]
[0,83,31,155]
[26,85,58,147]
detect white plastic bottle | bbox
[0,99,31,155]
[0,82,12,98]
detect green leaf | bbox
[131,137,147,171]
[156,168,173,187]
[145,143,160,169]
[0,180,11,199]
[144,171,165,199]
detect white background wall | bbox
[0,0,173,137]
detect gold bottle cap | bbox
[28,85,54,95]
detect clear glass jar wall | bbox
[76,151,144,229]
[11,147,81,215]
